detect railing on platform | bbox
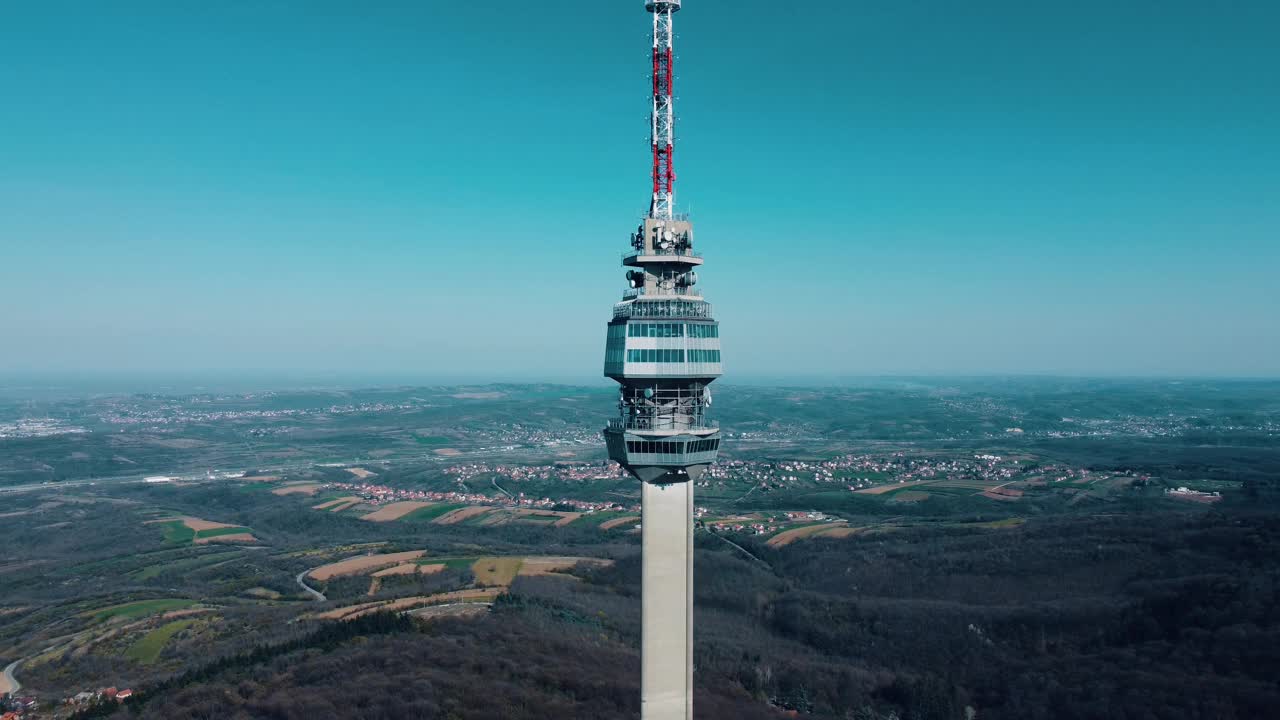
[613,300,713,319]
[606,417,719,433]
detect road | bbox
[491,478,514,499]
[295,570,326,602]
[2,659,21,696]
[700,528,771,570]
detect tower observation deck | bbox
[600,2,719,719]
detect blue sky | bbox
[1,0,1277,381]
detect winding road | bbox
[491,478,514,499]
[295,570,326,602]
[2,659,21,696]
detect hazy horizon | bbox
[3,0,1277,378]
[2,370,1277,401]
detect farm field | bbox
[511,509,580,526]
[370,563,421,577]
[125,618,198,664]
[818,526,863,539]
[132,551,243,580]
[328,499,365,513]
[887,490,931,503]
[272,483,321,496]
[308,551,426,581]
[433,505,494,525]
[519,556,611,576]
[89,599,197,622]
[399,503,467,522]
[317,588,506,621]
[196,532,257,544]
[472,557,522,587]
[600,515,641,530]
[145,516,254,545]
[312,496,359,510]
[767,522,848,548]
[360,501,433,522]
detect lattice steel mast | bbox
[650,1,676,220]
[601,3,722,719]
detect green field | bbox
[91,598,197,622]
[580,511,629,526]
[402,503,467,522]
[156,520,197,544]
[887,490,932,503]
[132,551,243,580]
[417,556,477,572]
[125,618,198,664]
[413,435,452,445]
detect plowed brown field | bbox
[309,551,425,580]
[767,522,847,548]
[361,501,433,522]
[600,516,640,530]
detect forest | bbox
[65,500,1280,720]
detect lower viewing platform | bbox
[603,425,721,479]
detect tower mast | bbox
[602,3,723,719]
[650,1,676,220]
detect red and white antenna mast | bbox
[647,0,679,220]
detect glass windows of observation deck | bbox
[686,324,718,338]
[628,322,685,338]
[686,438,720,453]
[627,349,687,363]
[626,440,687,455]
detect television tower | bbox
[602,2,722,718]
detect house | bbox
[116,689,134,701]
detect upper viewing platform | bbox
[623,249,703,267]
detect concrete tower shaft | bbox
[600,3,717,718]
